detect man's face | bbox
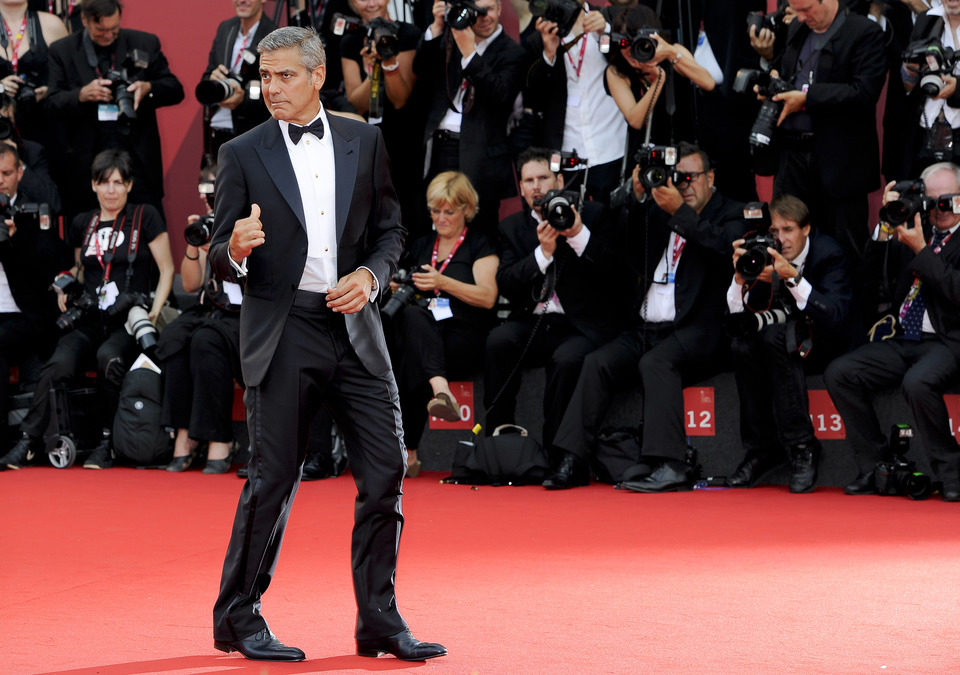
[519,159,561,212]
[674,153,714,214]
[769,212,810,262]
[787,0,837,33]
[260,46,325,125]
[82,11,122,48]
[472,0,501,40]
[925,168,960,231]
[0,152,22,198]
[234,0,265,20]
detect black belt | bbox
[292,290,332,310]
[435,129,461,142]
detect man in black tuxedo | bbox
[207,27,446,662]
[726,194,853,492]
[546,142,747,490]
[484,147,630,463]
[826,162,960,501]
[767,0,885,258]
[45,0,184,221]
[199,0,277,164]
[414,0,525,237]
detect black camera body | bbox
[108,291,158,353]
[873,424,933,499]
[732,68,793,147]
[195,48,260,106]
[331,12,363,36]
[365,17,400,61]
[185,214,215,247]
[534,189,580,231]
[736,227,780,285]
[381,266,426,320]
[446,0,488,30]
[103,49,150,120]
[607,28,660,63]
[634,144,678,190]
[0,193,50,238]
[0,61,42,104]
[879,179,933,227]
[51,274,98,332]
[745,9,783,34]
[528,0,580,38]
[903,38,956,98]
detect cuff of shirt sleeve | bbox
[726,278,745,313]
[788,278,811,310]
[535,245,553,274]
[461,52,476,69]
[357,265,379,301]
[543,52,556,67]
[228,250,248,277]
[564,225,590,256]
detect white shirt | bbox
[640,231,684,323]
[435,25,503,134]
[726,236,813,313]
[919,7,960,129]
[530,209,591,315]
[904,221,960,334]
[210,20,260,131]
[545,24,627,166]
[0,193,22,313]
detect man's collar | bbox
[790,235,811,270]
[475,25,503,53]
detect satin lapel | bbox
[254,121,306,230]
[329,116,359,243]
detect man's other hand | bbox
[79,78,113,103]
[651,177,683,215]
[327,268,374,313]
[229,203,265,261]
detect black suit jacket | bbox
[202,15,278,136]
[773,11,886,197]
[414,28,525,200]
[630,192,748,354]
[496,201,631,345]
[46,29,184,212]
[208,114,404,387]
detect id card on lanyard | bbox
[427,227,468,320]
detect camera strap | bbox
[0,14,26,73]
[564,34,588,79]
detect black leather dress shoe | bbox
[357,629,447,661]
[620,460,693,493]
[214,628,305,661]
[788,442,819,493]
[728,454,782,488]
[844,471,876,495]
[542,451,589,489]
[941,482,960,502]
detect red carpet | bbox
[3,467,960,674]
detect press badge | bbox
[98,103,120,122]
[98,280,119,310]
[428,297,453,321]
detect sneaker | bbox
[83,439,115,469]
[1,435,41,470]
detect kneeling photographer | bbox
[726,194,852,493]
[154,164,243,475]
[825,163,960,501]
[383,171,498,477]
[0,149,173,470]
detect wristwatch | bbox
[783,271,802,288]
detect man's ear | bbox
[556,173,564,190]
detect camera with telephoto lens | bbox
[103,49,150,120]
[107,291,158,353]
[195,48,260,105]
[725,307,791,338]
[873,424,934,500]
[185,214,214,247]
[878,179,934,227]
[534,189,580,231]
[445,0,488,30]
[0,193,50,240]
[51,273,98,332]
[365,17,400,61]
[746,8,784,34]
[528,0,580,38]
[381,266,426,320]
[732,68,793,148]
[634,144,678,190]
[603,28,661,63]
[903,38,957,98]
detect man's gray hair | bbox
[921,161,960,190]
[257,27,326,70]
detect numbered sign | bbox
[428,381,474,430]
[684,387,715,436]
[808,389,845,439]
[944,394,960,443]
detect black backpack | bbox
[113,366,171,466]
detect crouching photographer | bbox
[726,194,852,492]
[825,162,960,501]
[383,171,498,476]
[154,164,243,474]
[0,149,173,470]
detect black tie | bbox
[287,117,325,144]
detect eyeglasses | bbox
[672,170,706,187]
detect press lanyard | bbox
[565,34,588,80]
[666,232,686,283]
[3,15,25,72]
[430,226,468,294]
[232,29,252,72]
[84,212,127,284]
[900,229,954,320]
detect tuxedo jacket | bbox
[202,15,278,136]
[773,10,886,197]
[46,28,184,209]
[630,191,747,355]
[496,201,632,345]
[414,29,525,199]
[208,115,404,388]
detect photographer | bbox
[484,147,630,471]
[0,141,69,452]
[198,0,277,164]
[155,164,243,474]
[45,0,184,221]
[825,162,960,501]
[761,0,885,258]
[726,195,852,492]
[547,142,746,490]
[413,0,525,238]
[0,149,173,470]
[384,171,498,476]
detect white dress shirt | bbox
[530,209,592,315]
[435,25,503,134]
[0,193,22,313]
[640,231,684,323]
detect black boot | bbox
[788,441,819,493]
[542,451,589,489]
[83,429,115,469]
[1,433,43,470]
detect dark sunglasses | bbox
[672,170,706,187]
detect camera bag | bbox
[444,424,548,486]
[113,363,170,466]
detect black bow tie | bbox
[287,117,325,144]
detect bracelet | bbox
[381,60,399,72]
[671,51,683,66]
[184,252,199,260]
[879,222,895,235]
